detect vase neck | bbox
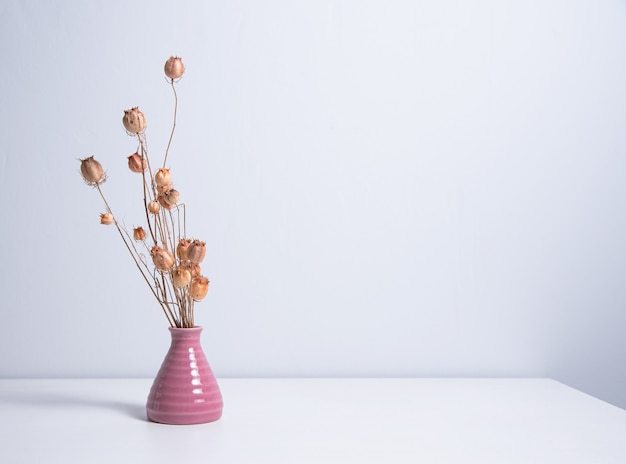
[168,326,203,341]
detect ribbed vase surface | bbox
[146,326,223,425]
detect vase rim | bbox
[168,325,203,332]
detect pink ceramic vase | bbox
[146,326,223,425]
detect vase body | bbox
[146,326,223,424]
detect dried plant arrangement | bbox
[79,56,209,328]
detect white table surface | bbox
[1,378,626,463]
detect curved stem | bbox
[163,80,178,168]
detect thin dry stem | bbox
[163,80,178,169]
[95,184,176,327]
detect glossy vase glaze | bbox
[146,326,223,425]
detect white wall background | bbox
[1,0,626,407]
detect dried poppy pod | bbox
[190,276,209,301]
[187,240,206,264]
[164,188,179,205]
[80,156,106,186]
[177,238,191,261]
[122,107,147,134]
[151,246,175,271]
[154,168,172,187]
[127,152,147,173]
[157,194,173,211]
[164,56,185,80]
[133,226,147,241]
[172,266,192,288]
[158,188,179,209]
[148,201,160,214]
[180,260,201,278]
[100,212,113,225]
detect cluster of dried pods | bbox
[79,56,208,328]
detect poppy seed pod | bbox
[154,168,172,187]
[133,226,147,241]
[180,260,201,278]
[177,238,191,261]
[172,266,192,288]
[127,152,147,173]
[164,56,185,80]
[122,107,147,134]
[100,212,113,225]
[157,194,173,210]
[80,156,106,186]
[163,188,179,206]
[148,201,161,214]
[187,240,206,264]
[157,189,179,210]
[190,276,210,301]
[151,246,175,271]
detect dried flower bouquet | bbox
[79,56,209,328]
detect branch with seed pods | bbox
[79,56,210,328]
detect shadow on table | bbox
[0,390,147,421]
